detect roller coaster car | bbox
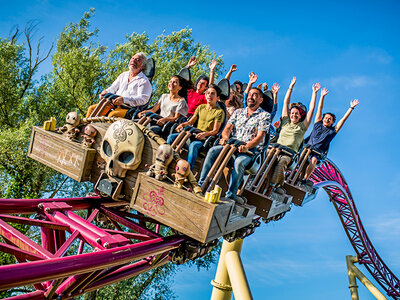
[28,121,255,244]
[284,145,320,206]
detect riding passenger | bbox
[198,87,271,203]
[167,84,225,168]
[244,72,280,138]
[138,75,188,135]
[224,64,244,118]
[185,56,217,117]
[268,77,320,194]
[86,52,152,118]
[301,89,359,183]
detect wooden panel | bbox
[242,189,273,218]
[282,182,306,206]
[131,173,215,242]
[28,127,96,182]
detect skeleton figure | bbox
[82,124,97,148]
[57,112,81,140]
[172,159,190,189]
[147,143,173,180]
[100,119,144,178]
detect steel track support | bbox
[346,255,387,300]
[210,239,252,300]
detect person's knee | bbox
[109,109,127,118]
[311,157,318,165]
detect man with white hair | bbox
[86,52,152,118]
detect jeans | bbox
[149,125,162,135]
[167,133,204,169]
[198,145,253,199]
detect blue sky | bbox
[2,0,400,299]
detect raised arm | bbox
[315,87,329,123]
[335,99,359,133]
[304,83,321,129]
[282,77,296,118]
[209,59,217,84]
[271,83,280,120]
[225,64,237,80]
[186,56,197,69]
[245,72,258,95]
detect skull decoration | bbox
[146,143,173,180]
[57,112,81,140]
[100,119,144,178]
[82,124,97,148]
[172,159,190,189]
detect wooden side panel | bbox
[282,182,306,206]
[131,173,215,243]
[242,189,273,218]
[28,127,96,182]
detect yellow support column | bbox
[346,255,359,300]
[225,250,252,300]
[211,239,252,300]
[346,255,387,300]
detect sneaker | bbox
[273,187,286,195]
[234,195,247,205]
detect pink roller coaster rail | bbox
[0,159,399,299]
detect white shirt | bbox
[158,94,188,117]
[106,71,152,107]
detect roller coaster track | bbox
[0,159,399,299]
[311,159,400,299]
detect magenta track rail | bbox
[311,159,400,299]
[0,196,186,299]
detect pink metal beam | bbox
[99,207,160,238]
[0,196,101,214]
[84,256,170,294]
[43,204,129,250]
[0,215,69,230]
[0,219,55,259]
[0,242,44,261]
[0,236,185,290]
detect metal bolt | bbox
[96,238,101,244]
[104,242,110,248]
[45,208,50,213]
[38,203,43,209]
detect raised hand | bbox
[312,83,321,93]
[289,77,296,89]
[248,72,258,85]
[350,99,359,108]
[262,83,269,92]
[187,56,197,68]
[321,87,329,97]
[230,64,237,73]
[209,59,217,70]
[271,83,280,95]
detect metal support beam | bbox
[211,239,252,300]
[346,255,387,300]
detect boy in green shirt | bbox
[167,84,225,168]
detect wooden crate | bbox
[28,127,97,182]
[131,173,254,243]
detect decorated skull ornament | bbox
[66,112,81,127]
[100,119,144,178]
